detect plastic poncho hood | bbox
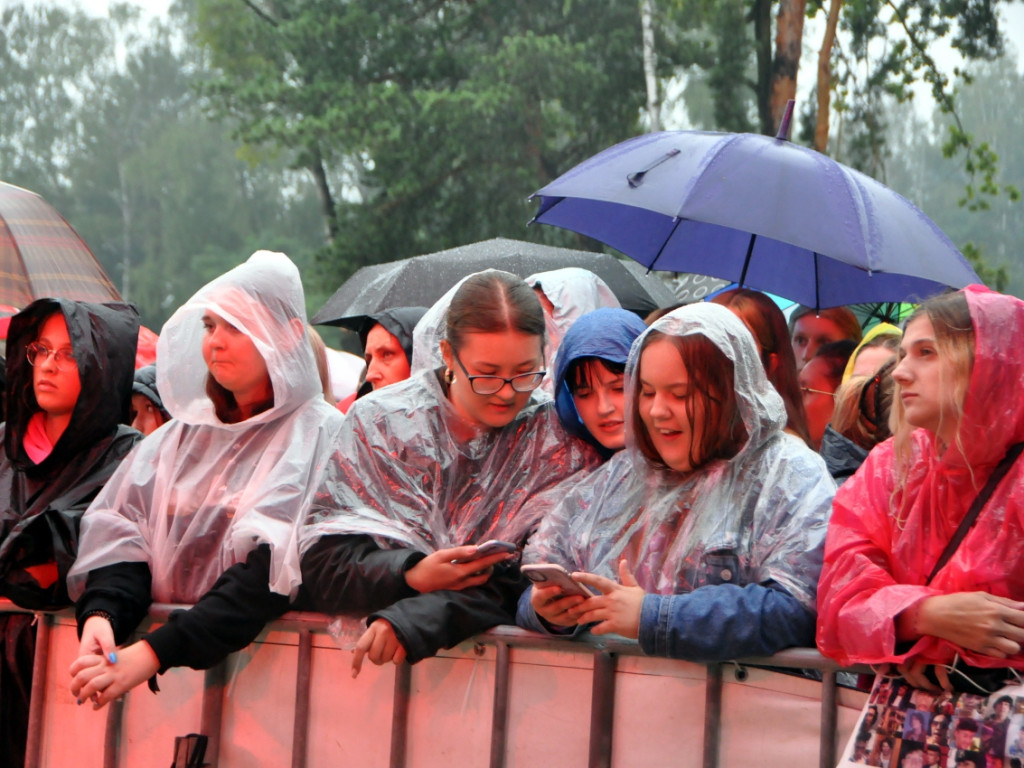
[69,251,344,602]
[552,307,647,457]
[527,268,620,394]
[525,302,834,608]
[156,251,320,426]
[818,285,1024,668]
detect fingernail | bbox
[108,652,117,664]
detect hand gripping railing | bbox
[3,601,869,768]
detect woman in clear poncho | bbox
[67,251,343,708]
[817,286,1024,688]
[518,302,835,660]
[299,270,600,672]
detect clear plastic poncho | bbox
[818,285,1024,669]
[300,273,602,555]
[68,251,344,602]
[526,268,620,394]
[524,302,835,609]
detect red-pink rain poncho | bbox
[817,285,1024,669]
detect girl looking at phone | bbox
[300,270,600,673]
[518,302,834,660]
[817,287,1024,689]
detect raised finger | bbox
[351,632,372,678]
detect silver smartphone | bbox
[521,563,596,597]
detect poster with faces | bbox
[837,674,1024,768]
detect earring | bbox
[444,368,455,385]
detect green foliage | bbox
[194,0,656,284]
[0,1,326,329]
[830,0,1013,206]
[883,57,1023,294]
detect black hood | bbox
[132,364,170,420]
[4,299,139,475]
[355,307,428,362]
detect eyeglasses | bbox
[800,386,835,398]
[25,342,77,371]
[452,351,545,395]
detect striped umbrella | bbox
[0,181,121,308]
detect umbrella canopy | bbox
[0,181,121,308]
[530,131,980,309]
[312,237,679,325]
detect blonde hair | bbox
[306,326,336,406]
[891,292,974,502]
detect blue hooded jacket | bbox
[553,308,648,458]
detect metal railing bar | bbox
[103,698,124,768]
[389,662,411,768]
[291,629,313,768]
[200,661,227,766]
[588,650,617,768]
[25,613,50,768]
[489,641,511,768]
[702,663,723,768]
[820,669,838,768]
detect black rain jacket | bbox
[0,298,141,609]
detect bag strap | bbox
[926,441,1024,585]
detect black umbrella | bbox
[312,237,680,325]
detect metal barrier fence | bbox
[3,601,870,768]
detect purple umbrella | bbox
[529,130,979,309]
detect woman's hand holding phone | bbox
[570,559,646,639]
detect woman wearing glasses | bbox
[300,270,600,673]
[0,299,140,766]
[800,339,857,450]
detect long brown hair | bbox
[446,270,546,353]
[631,331,748,471]
[711,288,811,446]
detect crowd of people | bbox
[1,249,1023,768]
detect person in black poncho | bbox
[0,298,140,768]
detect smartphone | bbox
[521,563,596,598]
[451,539,518,564]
